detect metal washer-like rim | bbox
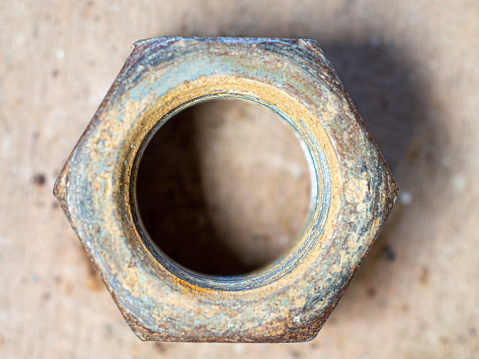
[128,92,332,292]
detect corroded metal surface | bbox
[53,37,397,343]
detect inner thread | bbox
[134,99,311,276]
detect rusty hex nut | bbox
[54,37,397,343]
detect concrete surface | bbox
[1,0,478,358]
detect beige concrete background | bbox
[1,0,478,358]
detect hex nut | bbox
[54,37,397,343]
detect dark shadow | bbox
[321,42,424,171]
[135,105,257,276]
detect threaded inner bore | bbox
[134,98,311,276]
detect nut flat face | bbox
[54,37,397,342]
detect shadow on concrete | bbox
[318,41,428,309]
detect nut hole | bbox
[135,99,311,276]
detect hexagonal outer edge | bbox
[54,37,397,343]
